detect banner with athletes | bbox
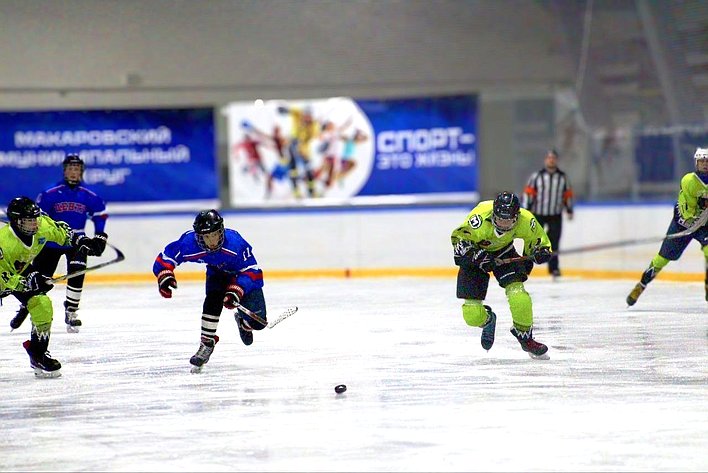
[0,108,217,212]
[223,94,478,207]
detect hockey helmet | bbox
[63,153,85,185]
[193,209,225,251]
[492,191,521,232]
[7,196,40,236]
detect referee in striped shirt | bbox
[521,149,574,277]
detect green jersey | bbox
[451,200,551,256]
[0,215,71,293]
[676,172,708,226]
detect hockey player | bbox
[627,147,708,305]
[153,209,266,372]
[451,191,553,359]
[10,153,108,333]
[0,196,104,377]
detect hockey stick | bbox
[494,208,708,266]
[50,243,125,283]
[668,207,708,239]
[234,302,298,329]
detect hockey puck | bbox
[334,384,347,394]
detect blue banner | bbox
[224,94,477,206]
[0,108,216,209]
[357,95,477,196]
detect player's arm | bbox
[678,174,706,224]
[451,219,494,272]
[153,239,185,299]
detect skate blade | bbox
[527,352,550,361]
[190,365,203,374]
[33,367,62,378]
[66,325,80,334]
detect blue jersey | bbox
[36,181,108,249]
[153,228,264,294]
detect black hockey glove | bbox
[470,248,495,272]
[71,232,95,256]
[531,247,553,265]
[157,269,177,298]
[92,232,108,257]
[25,271,54,293]
[698,196,708,210]
[223,282,245,310]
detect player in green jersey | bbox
[627,147,708,306]
[0,196,104,377]
[451,191,553,359]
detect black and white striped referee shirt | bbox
[522,169,574,217]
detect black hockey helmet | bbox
[492,191,521,232]
[7,196,41,236]
[193,209,225,251]
[62,153,85,185]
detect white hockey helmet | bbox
[694,147,708,162]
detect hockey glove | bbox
[531,247,553,265]
[223,282,245,310]
[471,249,496,272]
[91,232,108,257]
[25,271,54,293]
[157,269,177,298]
[71,232,96,256]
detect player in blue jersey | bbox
[153,209,266,372]
[10,154,108,333]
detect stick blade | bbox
[267,306,298,329]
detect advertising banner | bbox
[223,94,478,207]
[0,108,217,212]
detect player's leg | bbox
[189,272,228,369]
[456,266,496,350]
[235,288,267,346]
[19,293,61,377]
[494,259,549,359]
[12,249,62,331]
[64,249,87,332]
[627,219,691,306]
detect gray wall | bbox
[0,0,576,200]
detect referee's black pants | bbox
[535,214,562,274]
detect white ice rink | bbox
[1,276,706,472]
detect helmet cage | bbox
[492,192,521,233]
[193,210,225,252]
[16,217,39,236]
[63,154,85,185]
[7,197,40,236]
[492,214,518,232]
[695,148,708,173]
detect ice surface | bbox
[1,277,706,472]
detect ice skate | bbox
[510,326,549,360]
[480,305,496,351]
[626,282,645,306]
[65,308,82,333]
[190,336,218,373]
[10,305,29,331]
[23,340,62,378]
[236,315,253,346]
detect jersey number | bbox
[468,215,482,229]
